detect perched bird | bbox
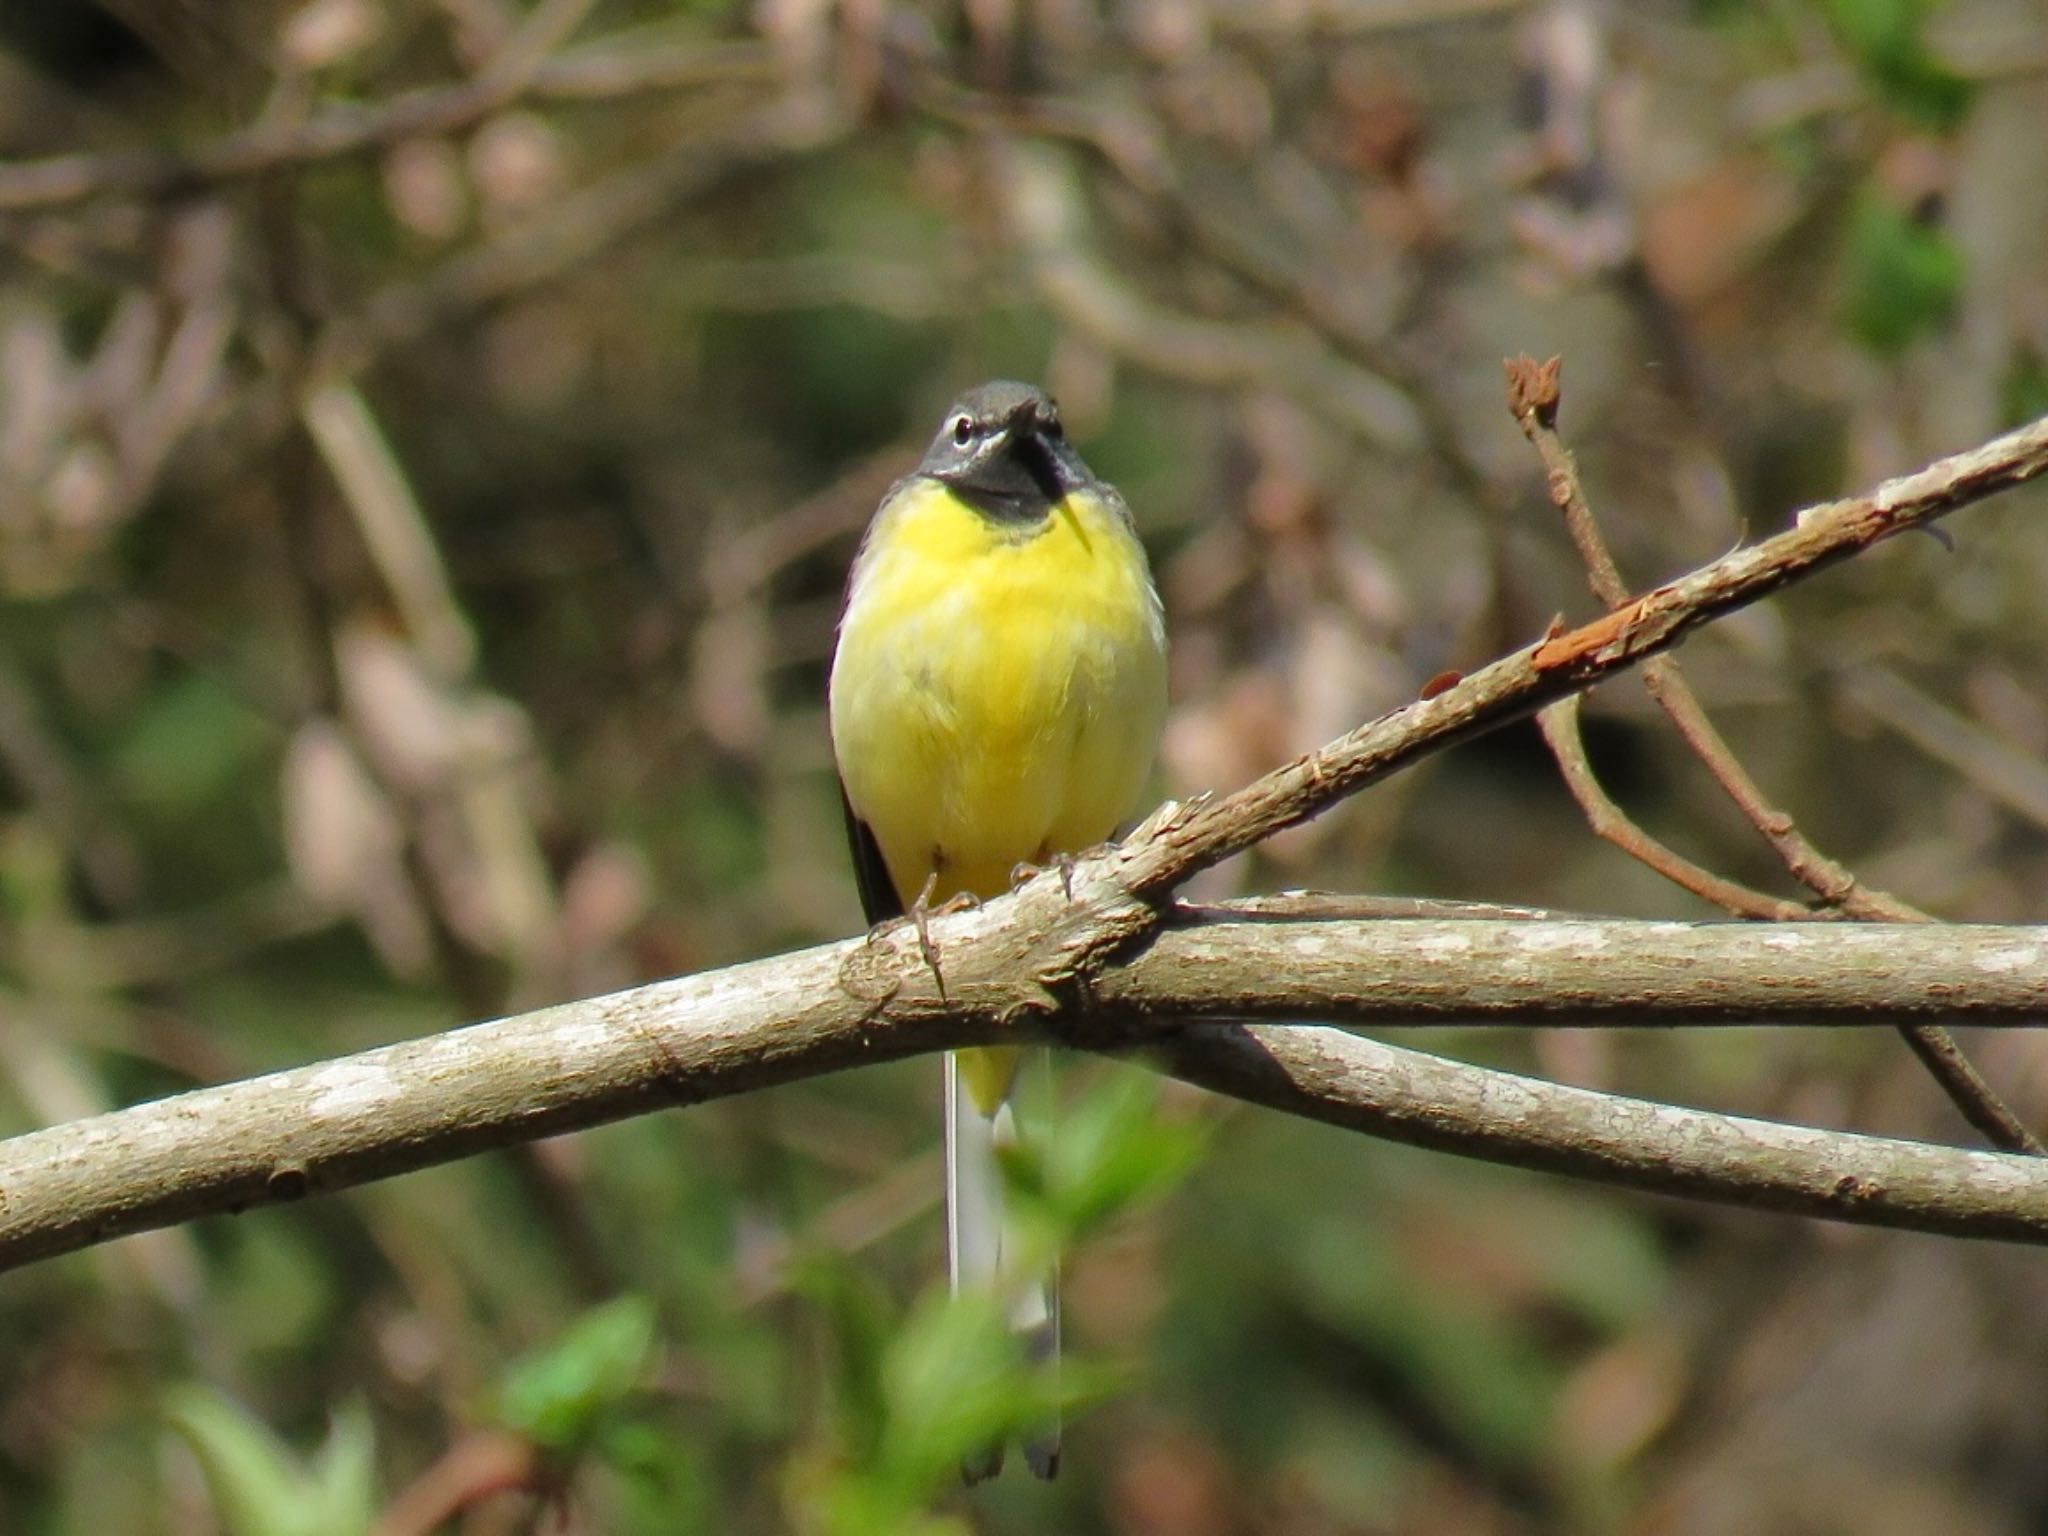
[829,381,1169,1480]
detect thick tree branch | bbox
[2,410,2045,1275]
[1154,1022,2048,1245]
[1085,914,2048,1028]
[4,913,2048,1273]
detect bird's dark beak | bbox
[934,398,1082,512]
[1013,421,1077,501]
[991,401,1046,450]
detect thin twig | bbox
[1181,892,1573,923]
[1534,695,1808,920]
[1505,354,2044,1155]
[1503,357,1921,918]
[1112,405,2048,899]
[1644,664,1924,920]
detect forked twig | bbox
[1506,354,2043,1154]
[1534,696,1806,920]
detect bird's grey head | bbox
[916,380,1095,517]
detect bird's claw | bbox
[1009,851,1083,901]
[905,877,976,993]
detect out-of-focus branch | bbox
[1505,355,2043,1154]
[0,663,134,906]
[2,881,331,991]
[6,912,2048,1273]
[1842,666,2048,835]
[370,1430,542,1536]
[522,33,779,100]
[924,80,1485,485]
[303,383,478,680]
[0,0,678,214]
[321,94,844,375]
[993,149,1423,453]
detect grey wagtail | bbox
[829,381,1168,1480]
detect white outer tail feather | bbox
[944,1049,1061,1482]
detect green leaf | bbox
[1818,0,1975,128]
[112,671,268,809]
[163,1388,378,1536]
[307,1402,379,1532]
[1843,192,1962,356]
[793,1256,895,1463]
[874,1289,1027,1490]
[2002,345,2048,428]
[600,1417,713,1533]
[1003,1069,1209,1243]
[814,1479,969,1536]
[874,1288,1117,1493]
[797,1247,1118,1530]
[494,1294,660,1453]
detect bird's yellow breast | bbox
[830,476,1168,910]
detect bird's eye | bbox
[951,415,973,445]
[1043,416,1064,441]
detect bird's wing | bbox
[838,778,904,925]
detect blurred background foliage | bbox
[3,0,2048,1529]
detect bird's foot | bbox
[908,871,942,979]
[1009,850,1084,901]
[906,877,977,991]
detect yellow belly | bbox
[830,477,1168,1108]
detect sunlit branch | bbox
[2,408,2046,1275]
[4,910,2048,1273]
